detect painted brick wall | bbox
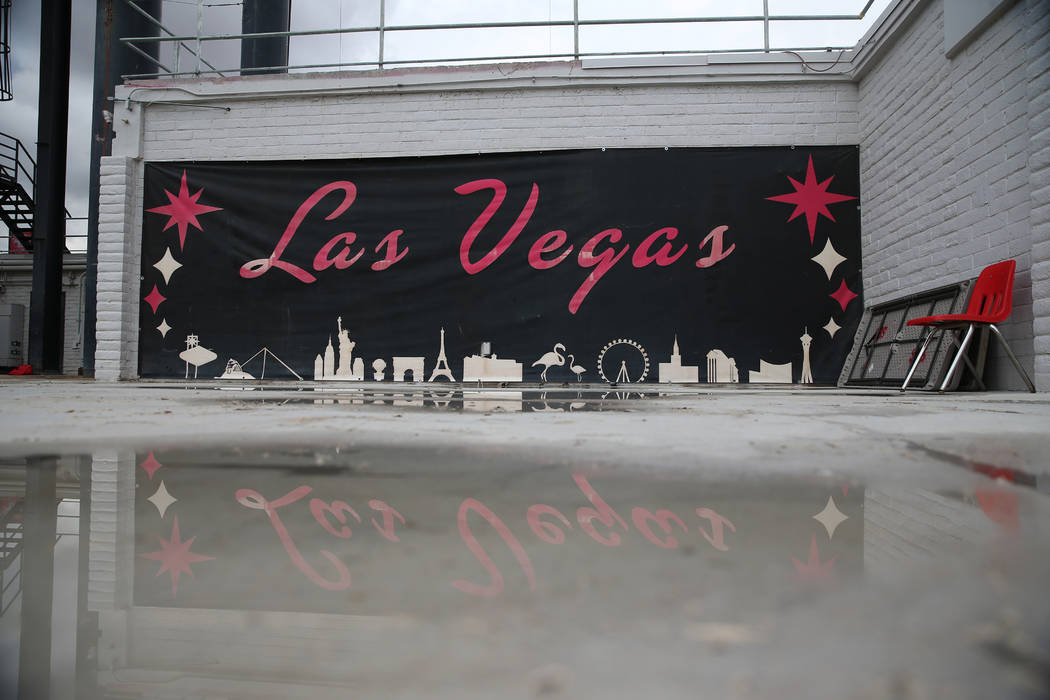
[95,75,858,379]
[137,82,859,163]
[95,157,141,380]
[858,0,1045,390]
[1025,0,1050,390]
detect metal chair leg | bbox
[945,328,987,391]
[901,329,938,392]
[988,324,1037,393]
[939,324,976,392]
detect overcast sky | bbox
[1,0,891,252]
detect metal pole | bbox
[17,457,59,699]
[378,0,385,69]
[29,0,71,373]
[196,0,202,75]
[573,0,579,60]
[763,0,770,52]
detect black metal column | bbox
[83,0,162,377]
[28,0,72,373]
[240,0,291,75]
[17,458,59,699]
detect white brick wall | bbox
[95,12,1049,389]
[858,0,1046,390]
[95,157,141,380]
[1025,0,1050,390]
[137,83,858,163]
[96,68,858,379]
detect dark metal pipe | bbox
[240,0,291,76]
[28,0,72,373]
[83,0,162,376]
[18,457,59,699]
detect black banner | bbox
[139,147,861,383]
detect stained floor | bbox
[0,379,1048,699]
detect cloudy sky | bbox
[1,0,891,252]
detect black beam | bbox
[18,457,59,699]
[83,0,162,377]
[240,0,291,75]
[28,0,72,373]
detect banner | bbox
[139,147,862,383]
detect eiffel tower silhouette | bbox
[428,327,456,382]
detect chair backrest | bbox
[965,259,1016,322]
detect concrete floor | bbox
[1,378,1048,699]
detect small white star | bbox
[813,495,848,539]
[811,239,847,280]
[157,318,172,338]
[153,248,183,284]
[148,481,178,519]
[823,317,841,338]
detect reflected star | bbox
[148,481,178,519]
[791,535,837,583]
[139,516,215,597]
[767,155,856,243]
[147,171,222,250]
[813,495,849,538]
[139,451,163,479]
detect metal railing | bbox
[119,0,878,80]
[0,130,35,199]
[0,0,11,101]
[0,131,81,254]
[0,230,88,255]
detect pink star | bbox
[791,535,837,583]
[147,171,222,250]
[139,516,215,597]
[139,451,163,479]
[143,285,166,314]
[830,280,858,311]
[767,155,856,243]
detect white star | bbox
[153,248,183,285]
[148,481,178,519]
[813,495,848,539]
[157,318,172,338]
[823,317,841,338]
[811,239,847,280]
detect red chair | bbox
[901,260,1035,393]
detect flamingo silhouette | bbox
[532,343,566,382]
[568,354,586,382]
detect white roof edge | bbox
[849,0,932,80]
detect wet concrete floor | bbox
[0,379,1048,698]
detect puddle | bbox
[2,446,1048,699]
[221,388,665,412]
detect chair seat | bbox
[907,313,988,327]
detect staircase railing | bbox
[0,130,81,253]
[0,129,35,199]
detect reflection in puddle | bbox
[1,447,1047,699]
[227,388,660,412]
